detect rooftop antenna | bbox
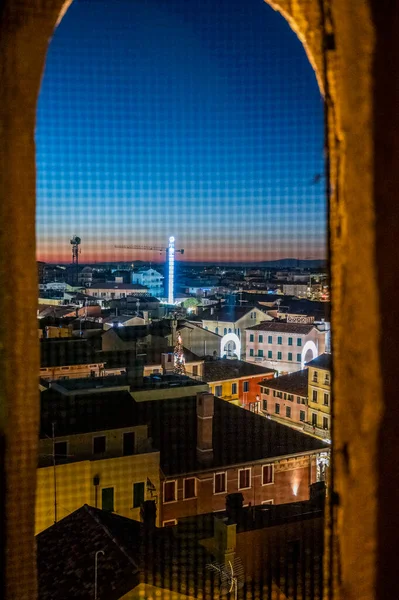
[70,235,81,285]
[206,558,244,599]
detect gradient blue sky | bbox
[36,0,326,264]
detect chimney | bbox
[196,392,214,465]
[140,499,157,530]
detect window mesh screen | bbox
[35,0,330,598]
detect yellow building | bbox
[37,388,161,534]
[306,353,332,438]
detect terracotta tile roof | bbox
[306,353,332,370]
[246,322,316,334]
[259,369,309,397]
[203,359,275,382]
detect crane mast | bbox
[114,236,184,304]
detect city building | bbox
[141,391,329,525]
[245,322,327,375]
[40,339,105,381]
[36,387,161,534]
[85,282,148,300]
[282,282,309,298]
[259,369,309,428]
[304,353,332,439]
[131,267,164,298]
[201,305,272,358]
[203,358,275,410]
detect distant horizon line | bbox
[38,257,327,266]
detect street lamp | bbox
[94,550,105,600]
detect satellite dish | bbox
[206,558,244,598]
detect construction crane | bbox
[115,236,184,304]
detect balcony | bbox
[303,422,331,440]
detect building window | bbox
[184,477,196,499]
[324,393,329,406]
[312,413,318,426]
[232,382,237,395]
[133,482,145,508]
[54,441,67,462]
[123,431,135,456]
[323,416,329,430]
[268,351,272,359]
[288,352,292,361]
[163,480,177,503]
[277,352,282,360]
[297,396,301,404]
[277,336,282,345]
[215,327,219,334]
[102,487,114,512]
[297,353,302,362]
[249,349,254,357]
[286,406,292,418]
[324,374,330,385]
[193,365,198,376]
[243,381,249,392]
[268,335,272,344]
[288,394,293,401]
[313,371,318,382]
[288,337,293,346]
[238,468,251,490]
[265,388,270,395]
[300,410,306,422]
[249,334,254,342]
[275,403,280,414]
[214,472,227,494]
[262,399,267,411]
[259,334,263,343]
[215,385,222,397]
[262,464,274,485]
[93,435,106,455]
[163,519,177,527]
[258,349,264,358]
[312,390,318,402]
[297,338,302,347]
[224,328,227,335]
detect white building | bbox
[131,268,164,299]
[245,322,327,375]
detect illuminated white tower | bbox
[168,236,175,304]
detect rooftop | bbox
[40,390,328,474]
[88,282,147,290]
[259,369,309,397]
[201,305,264,322]
[37,505,214,600]
[246,321,316,334]
[40,339,100,368]
[306,353,332,370]
[203,358,275,382]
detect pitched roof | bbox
[40,339,100,368]
[37,505,215,600]
[41,390,329,474]
[201,305,264,323]
[259,369,309,397]
[203,359,275,382]
[306,353,332,370]
[246,322,316,334]
[135,395,329,476]
[88,282,147,290]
